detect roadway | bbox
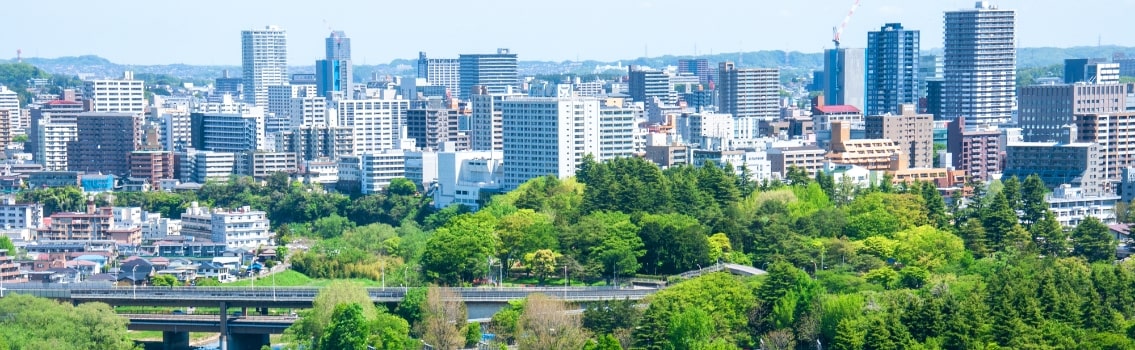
[123,314,293,334]
[5,285,657,308]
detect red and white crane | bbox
[832,0,862,49]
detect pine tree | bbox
[832,318,865,350]
[1032,211,1069,257]
[1021,175,1049,226]
[1072,216,1115,263]
[862,316,896,350]
[982,191,1020,252]
[958,218,990,258]
[1001,176,1022,211]
[920,182,949,229]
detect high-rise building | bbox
[30,103,80,171]
[267,84,318,131]
[678,59,713,85]
[947,116,1003,181]
[241,26,288,107]
[1004,139,1107,195]
[598,102,638,161]
[0,86,19,134]
[823,48,866,112]
[628,66,671,105]
[129,151,176,187]
[717,62,780,139]
[417,52,460,98]
[866,23,920,116]
[1076,112,1135,181]
[277,125,354,161]
[316,31,352,99]
[1086,62,1121,85]
[501,94,601,190]
[459,49,519,99]
[943,2,1016,126]
[407,101,468,151]
[926,79,945,119]
[68,112,143,176]
[215,70,242,99]
[83,72,145,114]
[865,104,933,168]
[1018,84,1126,142]
[470,87,522,151]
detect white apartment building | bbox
[360,150,406,194]
[239,151,296,179]
[404,150,439,190]
[241,26,288,107]
[1047,184,1119,227]
[501,92,602,190]
[943,2,1016,126]
[33,116,76,171]
[0,86,19,133]
[111,207,143,228]
[83,72,146,113]
[337,99,409,154]
[0,197,43,230]
[598,103,639,160]
[679,112,735,150]
[267,84,317,124]
[179,202,272,249]
[140,212,181,242]
[178,150,235,183]
[290,95,334,127]
[210,206,273,249]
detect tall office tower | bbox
[189,102,267,153]
[865,104,934,168]
[678,59,712,85]
[823,48,866,112]
[1019,84,1126,142]
[628,66,671,105]
[943,1,1016,126]
[417,52,460,97]
[337,99,409,154]
[470,86,522,151]
[0,86,18,135]
[918,55,943,98]
[83,71,145,113]
[68,112,143,176]
[316,31,352,98]
[241,25,288,107]
[501,93,601,190]
[926,79,945,119]
[866,23,920,116]
[458,49,519,99]
[717,62,780,138]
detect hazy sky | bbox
[4,0,1133,65]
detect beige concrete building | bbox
[865,104,933,168]
[769,146,826,177]
[1076,112,1135,181]
[827,121,906,171]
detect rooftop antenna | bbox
[832,0,862,49]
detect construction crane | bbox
[832,0,862,49]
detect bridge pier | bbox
[161,331,190,350]
[219,302,228,350]
[228,333,270,350]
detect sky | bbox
[4,0,1135,66]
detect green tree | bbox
[1001,176,1021,211]
[466,322,482,347]
[150,274,179,287]
[892,225,966,271]
[982,191,1022,252]
[667,307,714,350]
[0,236,15,254]
[1073,216,1115,263]
[0,294,135,350]
[523,249,560,285]
[1033,211,1070,257]
[421,213,498,284]
[387,178,418,196]
[832,317,865,350]
[584,334,625,350]
[637,213,710,275]
[920,182,949,229]
[1021,175,1048,226]
[320,303,369,350]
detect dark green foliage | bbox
[1073,217,1115,263]
[636,213,710,275]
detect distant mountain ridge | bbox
[6,46,1135,82]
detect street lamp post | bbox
[132,265,139,299]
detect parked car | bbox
[171,310,185,315]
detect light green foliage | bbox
[421,212,499,284]
[150,274,179,286]
[667,307,714,350]
[496,209,559,273]
[788,182,832,219]
[636,273,756,347]
[843,192,928,239]
[0,236,15,254]
[863,268,900,289]
[584,334,625,350]
[860,236,898,260]
[0,294,135,350]
[892,226,966,271]
[387,178,417,196]
[320,303,369,350]
[523,249,560,285]
[465,322,482,347]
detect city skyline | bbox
[3,0,1133,66]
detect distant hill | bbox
[6,46,1135,83]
